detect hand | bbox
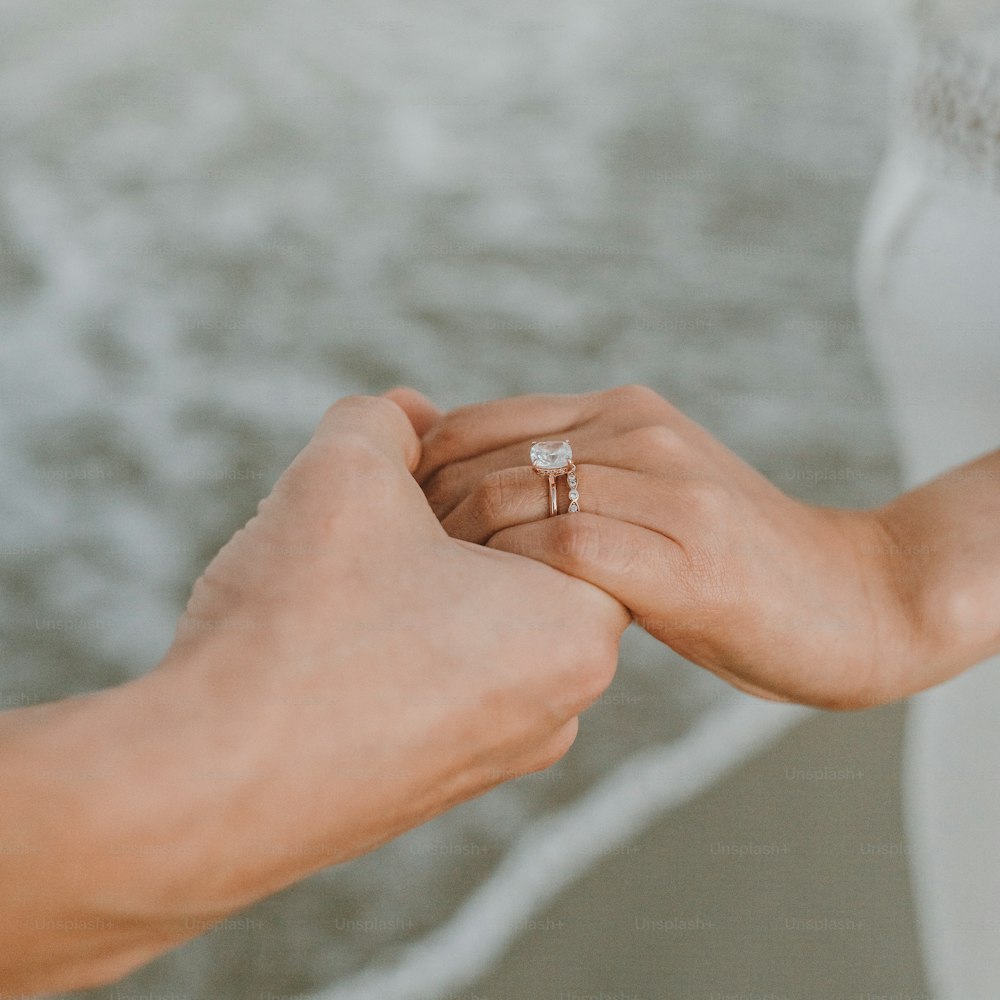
[415,385,918,709]
[0,390,630,995]
[158,389,629,911]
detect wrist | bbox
[806,505,926,707]
[53,666,261,921]
[117,645,313,918]
[865,501,949,698]
[152,629,467,909]
[872,490,1000,692]
[0,665,255,992]
[38,658,290,923]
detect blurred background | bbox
[0,0,929,997]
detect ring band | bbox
[567,467,580,513]
[530,440,580,516]
[546,474,559,517]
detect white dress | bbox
[858,2,1000,995]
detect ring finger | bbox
[441,463,672,546]
[426,426,691,521]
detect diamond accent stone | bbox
[569,490,579,501]
[530,440,573,471]
[568,502,580,512]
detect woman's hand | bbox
[413,385,920,710]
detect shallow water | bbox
[0,1,925,997]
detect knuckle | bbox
[279,435,402,520]
[623,423,686,458]
[682,477,729,523]
[311,435,395,495]
[320,394,398,432]
[322,430,386,466]
[603,383,665,416]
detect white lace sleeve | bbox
[897,0,1000,188]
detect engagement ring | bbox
[530,440,580,516]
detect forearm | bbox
[0,658,293,995]
[874,447,1000,691]
[0,626,493,995]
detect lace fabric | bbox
[908,36,1000,186]
[901,1,1000,187]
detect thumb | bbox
[314,394,422,472]
[383,386,445,439]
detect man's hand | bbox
[163,390,629,891]
[1,391,628,995]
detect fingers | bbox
[415,385,682,489]
[415,392,594,485]
[314,394,423,472]
[440,466,549,541]
[425,441,551,520]
[428,423,701,525]
[383,387,444,439]
[442,464,681,545]
[264,395,445,542]
[487,513,688,624]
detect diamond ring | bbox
[530,440,580,516]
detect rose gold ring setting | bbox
[530,440,580,516]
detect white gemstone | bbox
[569,490,579,501]
[530,440,572,470]
[568,502,580,512]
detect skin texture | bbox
[0,391,629,996]
[412,384,1000,710]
